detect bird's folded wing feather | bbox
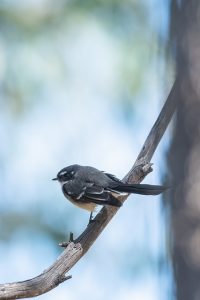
[75,184,122,207]
[78,185,110,202]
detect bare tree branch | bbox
[0,79,178,300]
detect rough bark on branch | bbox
[0,79,178,299]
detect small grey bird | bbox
[53,164,166,222]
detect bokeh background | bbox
[0,1,174,300]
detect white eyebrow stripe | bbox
[59,170,75,177]
[59,171,67,176]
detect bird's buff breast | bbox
[66,195,97,212]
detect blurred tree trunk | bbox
[168,1,200,299]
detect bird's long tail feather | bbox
[114,183,167,195]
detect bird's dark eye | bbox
[58,170,74,181]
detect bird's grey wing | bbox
[62,180,86,198]
[78,186,109,202]
[78,185,122,207]
[62,181,108,200]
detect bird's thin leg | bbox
[88,211,94,224]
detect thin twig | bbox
[0,80,178,300]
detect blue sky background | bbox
[0,1,174,299]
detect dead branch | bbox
[0,79,178,300]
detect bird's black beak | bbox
[52,177,58,181]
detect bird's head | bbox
[52,164,79,183]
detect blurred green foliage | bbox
[0,0,161,117]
